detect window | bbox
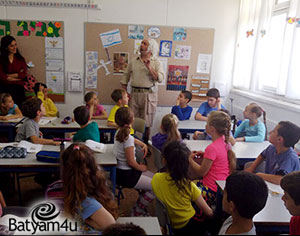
[232,0,300,100]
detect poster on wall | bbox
[174,45,191,60]
[46,71,64,94]
[167,65,189,91]
[45,37,63,48]
[159,40,172,57]
[134,39,142,54]
[173,28,187,41]
[85,51,98,89]
[128,25,144,39]
[147,26,161,38]
[196,53,212,74]
[113,52,129,75]
[158,57,168,86]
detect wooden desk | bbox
[117,217,162,235]
[178,120,206,134]
[216,180,290,234]
[184,140,270,166]
[0,144,117,203]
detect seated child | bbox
[219,171,268,235]
[234,103,266,142]
[14,98,59,145]
[34,83,58,117]
[102,223,146,235]
[152,113,181,151]
[62,143,117,233]
[280,171,300,235]
[195,88,225,121]
[107,88,134,135]
[245,121,300,185]
[152,141,213,235]
[171,91,193,121]
[0,93,23,120]
[73,106,100,142]
[84,91,108,120]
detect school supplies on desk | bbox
[17,140,43,153]
[64,139,107,153]
[0,146,27,158]
[266,181,284,195]
[36,151,60,163]
[39,117,57,126]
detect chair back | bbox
[155,197,173,235]
[148,142,164,171]
[133,118,146,140]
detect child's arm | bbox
[125,146,147,172]
[194,194,213,217]
[30,135,60,145]
[85,207,115,230]
[107,121,118,127]
[234,120,247,140]
[229,135,236,146]
[193,131,204,140]
[195,112,208,121]
[189,154,213,179]
[256,172,282,185]
[134,137,148,159]
[45,99,58,117]
[244,154,264,173]
[93,110,108,120]
[0,190,6,208]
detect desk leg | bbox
[16,173,23,206]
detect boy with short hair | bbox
[195,88,225,121]
[15,98,60,145]
[280,171,300,235]
[245,121,300,185]
[73,105,100,142]
[34,82,58,117]
[219,171,268,235]
[171,90,193,121]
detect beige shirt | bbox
[120,56,164,88]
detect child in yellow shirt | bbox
[34,83,58,117]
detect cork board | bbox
[0,19,64,102]
[85,23,214,106]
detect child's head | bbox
[73,106,89,126]
[0,93,14,110]
[206,88,220,108]
[84,91,98,105]
[21,98,44,119]
[207,111,236,172]
[162,141,191,194]
[269,121,300,148]
[178,90,192,105]
[223,171,268,219]
[102,223,146,235]
[243,103,265,120]
[61,143,118,218]
[280,171,300,216]
[111,88,128,106]
[33,82,48,97]
[161,114,181,143]
[115,107,134,143]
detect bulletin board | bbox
[0,19,65,102]
[85,23,214,106]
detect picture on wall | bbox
[113,52,129,74]
[128,25,144,39]
[174,45,191,60]
[173,28,187,41]
[167,65,189,91]
[159,40,172,57]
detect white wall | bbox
[0,0,240,135]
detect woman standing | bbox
[0,35,27,106]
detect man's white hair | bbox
[146,38,159,58]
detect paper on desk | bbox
[0,142,18,148]
[18,141,43,153]
[63,140,106,153]
[39,117,57,125]
[1,116,23,123]
[266,181,284,195]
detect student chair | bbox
[155,197,173,235]
[148,141,165,172]
[116,185,143,206]
[244,161,266,173]
[132,118,146,140]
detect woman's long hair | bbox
[62,143,118,219]
[207,111,236,173]
[0,35,25,68]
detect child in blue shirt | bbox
[245,121,300,185]
[171,91,193,121]
[195,88,225,121]
[73,106,100,142]
[0,93,23,120]
[234,103,266,142]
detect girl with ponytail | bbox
[189,111,236,211]
[62,143,117,234]
[152,113,181,151]
[113,107,155,216]
[234,103,267,142]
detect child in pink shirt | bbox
[84,91,107,120]
[190,111,236,208]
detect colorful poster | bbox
[86,75,97,89]
[173,28,187,41]
[158,57,168,86]
[113,52,129,75]
[134,39,142,54]
[159,40,172,57]
[128,25,144,39]
[167,65,189,91]
[100,29,122,48]
[174,45,191,60]
[196,54,212,74]
[46,71,64,94]
[148,26,161,38]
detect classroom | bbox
[0,0,300,235]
